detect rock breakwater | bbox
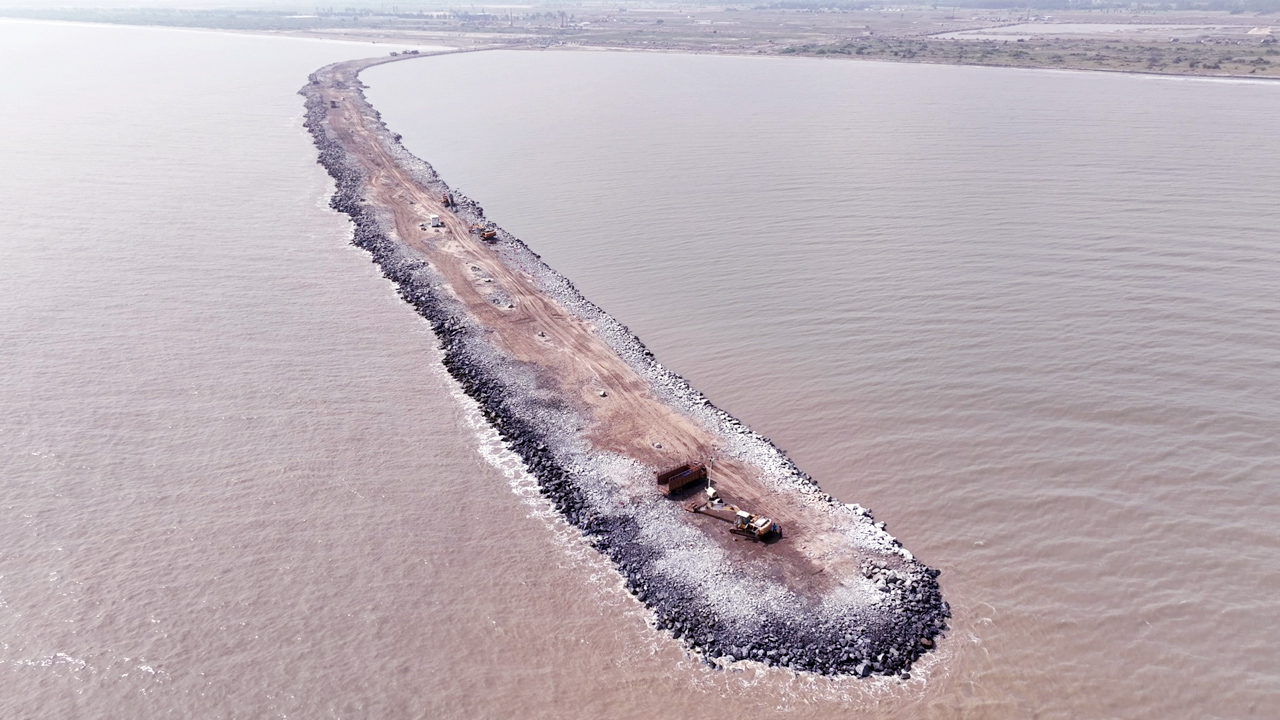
[300,53,949,677]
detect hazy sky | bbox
[0,1,503,9]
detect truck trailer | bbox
[656,462,707,496]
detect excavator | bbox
[688,485,781,541]
[730,509,782,541]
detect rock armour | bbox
[299,61,949,677]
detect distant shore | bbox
[6,6,1278,81]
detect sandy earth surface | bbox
[311,53,873,594]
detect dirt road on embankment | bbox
[301,51,949,677]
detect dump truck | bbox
[470,224,498,241]
[657,462,707,496]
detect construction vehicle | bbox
[731,510,782,541]
[441,193,455,208]
[470,224,498,241]
[689,486,781,541]
[656,462,707,496]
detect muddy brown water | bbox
[3,21,1279,719]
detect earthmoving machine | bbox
[688,486,782,541]
[469,224,498,241]
[656,462,707,496]
[730,509,782,541]
[441,193,455,208]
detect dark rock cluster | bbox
[299,66,949,677]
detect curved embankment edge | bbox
[300,53,949,678]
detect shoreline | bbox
[5,13,1277,83]
[301,51,948,677]
[519,41,1280,85]
[5,10,1278,82]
